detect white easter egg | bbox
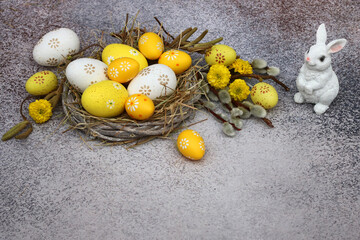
[127,64,177,100]
[65,58,109,92]
[33,28,80,66]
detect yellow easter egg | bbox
[250,82,278,109]
[177,129,205,161]
[81,80,128,117]
[25,71,58,96]
[107,57,139,83]
[101,43,148,71]
[138,32,164,60]
[158,49,192,74]
[125,94,155,120]
[205,44,237,66]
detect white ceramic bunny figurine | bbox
[294,23,347,115]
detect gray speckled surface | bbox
[1,0,359,239]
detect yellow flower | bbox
[28,99,53,124]
[230,59,253,74]
[207,64,231,89]
[228,79,250,101]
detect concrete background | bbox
[1,0,359,239]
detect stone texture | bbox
[0,0,359,239]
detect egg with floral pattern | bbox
[158,49,192,74]
[25,71,58,96]
[138,32,164,60]
[102,43,148,71]
[250,82,278,109]
[127,64,177,100]
[107,57,139,83]
[65,58,109,92]
[81,80,128,117]
[205,44,236,66]
[125,94,155,120]
[177,129,205,161]
[33,28,80,66]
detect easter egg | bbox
[107,57,139,83]
[125,94,155,120]
[158,49,192,74]
[205,44,236,66]
[65,58,109,92]
[101,43,148,71]
[25,71,58,96]
[250,82,278,109]
[81,80,128,117]
[138,32,164,60]
[177,129,205,161]
[127,64,177,100]
[33,28,80,66]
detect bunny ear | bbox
[327,39,347,53]
[316,23,327,44]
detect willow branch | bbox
[231,73,290,91]
[199,100,241,131]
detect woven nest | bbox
[62,66,204,143]
[61,15,221,144]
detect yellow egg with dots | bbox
[205,44,237,66]
[158,49,192,74]
[125,94,155,120]
[177,129,205,161]
[81,80,128,117]
[101,43,148,71]
[25,71,58,96]
[107,57,139,83]
[138,32,164,60]
[250,82,278,109]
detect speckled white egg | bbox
[127,64,177,100]
[33,28,80,66]
[65,58,109,92]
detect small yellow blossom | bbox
[207,64,231,89]
[28,99,53,124]
[230,59,253,74]
[228,79,250,101]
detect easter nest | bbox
[61,15,222,144]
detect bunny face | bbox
[304,44,332,71]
